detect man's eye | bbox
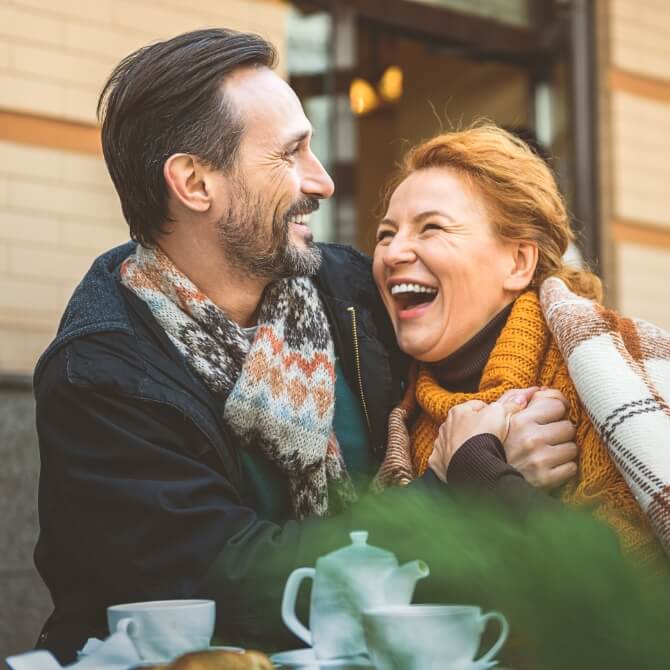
[285,145,300,158]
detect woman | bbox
[373,123,669,565]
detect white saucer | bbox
[271,648,373,669]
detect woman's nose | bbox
[383,234,416,266]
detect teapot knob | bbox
[350,531,369,545]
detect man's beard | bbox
[217,177,322,280]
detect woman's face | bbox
[373,167,520,362]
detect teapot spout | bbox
[385,560,429,604]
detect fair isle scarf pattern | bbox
[540,278,670,555]
[120,245,356,519]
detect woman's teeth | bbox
[390,283,438,312]
[390,283,438,296]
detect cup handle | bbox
[474,610,509,666]
[281,567,315,646]
[115,617,138,636]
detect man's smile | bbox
[288,210,312,231]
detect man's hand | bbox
[428,394,529,483]
[501,388,578,490]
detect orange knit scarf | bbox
[409,292,660,563]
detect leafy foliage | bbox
[328,487,670,670]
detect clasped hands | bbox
[428,387,578,489]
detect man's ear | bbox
[502,241,538,292]
[163,154,212,213]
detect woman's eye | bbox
[376,230,394,243]
[422,223,443,233]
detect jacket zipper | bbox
[347,305,373,434]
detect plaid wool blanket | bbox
[540,278,670,556]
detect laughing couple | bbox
[33,28,669,664]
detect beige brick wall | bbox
[0,0,288,375]
[617,242,670,330]
[0,0,288,124]
[611,91,670,228]
[610,0,670,82]
[0,139,127,372]
[600,0,670,327]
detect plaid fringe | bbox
[540,278,670,556]
[373,365,419,491]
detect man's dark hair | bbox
[97,28,277,247]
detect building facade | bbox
[0,0,669,659]
[0,0,288,658]
[596,0,670,328]
[0,0,287,376]
[2,0,669,381]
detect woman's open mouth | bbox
[389,282,438,319]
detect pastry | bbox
[144,648,274,670]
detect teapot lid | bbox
[322,530,396,565]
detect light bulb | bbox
[378,65,403,103]
[349,77,380,116]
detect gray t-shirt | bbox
[242,325,258,343]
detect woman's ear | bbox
[163,154,212,213]
[503,241,538,292]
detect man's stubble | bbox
[217,175,322,281]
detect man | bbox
[33,29,576,663]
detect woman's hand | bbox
[428,394,529,483]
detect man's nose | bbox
[302,153,335,199]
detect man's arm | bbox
[35,353,445,659]
[36,371,344,648]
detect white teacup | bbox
[362,605,509,670]
[107,599,215,662]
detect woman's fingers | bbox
[461,399,487,412]
[432,398,517,482]
[495,394,529,441]
[499,387,539,405]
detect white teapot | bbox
[281,530,429,660]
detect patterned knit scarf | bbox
[378,284,667,565]
[120,245,356,519]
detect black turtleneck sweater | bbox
[432,302,513,393]
[429,303,555,512]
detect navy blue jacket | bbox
[33,242,413,662]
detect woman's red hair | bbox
[384,122,602,301]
